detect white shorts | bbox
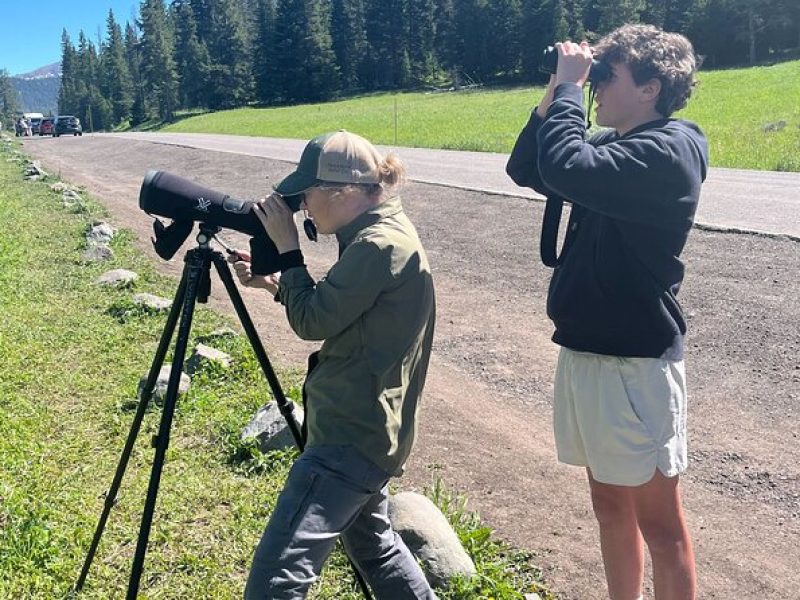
[553,347,688,486]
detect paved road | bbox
[112,131,800,239]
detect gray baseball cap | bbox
[274,130,383,196]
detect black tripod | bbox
[74,224,372,599]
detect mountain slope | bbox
[13,62,61,114]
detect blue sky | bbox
[1,1,140,76]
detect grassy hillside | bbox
[162,59,800,172]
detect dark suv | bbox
[54,115,83,137]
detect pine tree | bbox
[520,0,569,82]
[663,0,701,34]
[453,0,492,83]
[274,0,340,102]
[139,0,179,121]
[364,0,411,89]
[100,9,134,126]
[595,0,645,34]
[0,69,20,127]
[58,30,79,115]
[489,0,523,79]
[124,22,147,126]
[433,0,458,74]
[203,0,253,109]
[407,0,439,84]
[253,0,278,103]
[73,31,113,131]
[331,0,369,92]
[173,0,210,108]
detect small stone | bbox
[86,222,115,244]
[242,401,304,452]
[185,342,233,373]
[82,244,114,262]
[133,293,172,312]
[138,366,191,403]
[96,269,138,286]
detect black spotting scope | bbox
[139,170,305,275]
[540,45,611,83]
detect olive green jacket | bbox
[278,196,435,475]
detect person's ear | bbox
[640,77,662,104]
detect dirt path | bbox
[22,135,800,600]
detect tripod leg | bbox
[212,254,304,449]
[74,265,190,593]
[212,254,374,600]
[126,250,206,600]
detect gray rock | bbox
[241,401,305,452]
[24,161,47,178]
[137,366,191,403]
[133,293,172,312]
[185,342,233,373]
[388,492,476,588]
[82,244,114,262]
[762,120,787,132]
[86,222,115,244]
[96,269,138,286]
[62,189,82,201]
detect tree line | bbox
[52,0,799,132]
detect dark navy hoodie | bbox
[506,83,709,360]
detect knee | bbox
[590,488,635,527]
[638,516,688,555]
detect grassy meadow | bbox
[0,142,554,599]
[162,59,800,172]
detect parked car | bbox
[54,115,83,137]
[39,117,55,136]
[29,117,43,135]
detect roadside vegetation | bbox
[162,58,800,173]
[0,144,555,599]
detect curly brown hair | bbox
[595,24,699,117]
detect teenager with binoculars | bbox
[229,130,437,599]
[507,24,708,600]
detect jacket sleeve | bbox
[277,239,392,341]
[537,84,703,226]
[506,110,556,197]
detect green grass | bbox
[0,139,555,599]
[162,59,800,172]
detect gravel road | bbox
[22,134,800,600]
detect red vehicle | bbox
[39,117,55,136]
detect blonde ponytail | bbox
[378,153,406,189]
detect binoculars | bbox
[540,45,611,83]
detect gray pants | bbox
[244,445,436,599]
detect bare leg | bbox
[588,469,645,600]
[632,471,695,600]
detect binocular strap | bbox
[540,195,581,268]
